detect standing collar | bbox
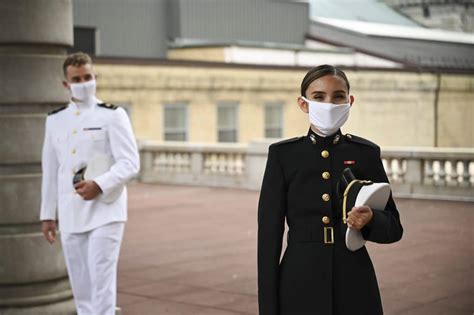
[306,127,344,147]
[70,97,103,111]
[70,96,99,111]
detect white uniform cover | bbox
[345,183,391,251]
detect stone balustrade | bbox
[139,140,474,202]
[381,147,474,201]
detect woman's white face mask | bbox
[301,96,351,136]
[69,80,96,103]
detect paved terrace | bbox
[117,183,473,315]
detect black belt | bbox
[287,225,344,245]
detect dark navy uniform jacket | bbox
[257,128,403,315]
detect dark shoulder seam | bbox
[97,103,118,110]
[345,134,379,150]
[271,136,304,147]
[48,106,67,116]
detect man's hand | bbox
[74,180,102,200]
[42,220,57,244]
[347,206,373,231]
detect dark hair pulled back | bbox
[301,65,350,97]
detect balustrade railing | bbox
[381,148,473,201]
[139,141,474,201]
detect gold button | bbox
[322,171,330,180]
[322,216,330,224]
[322,193,330,202]
[346,134,352,139]
[75,111,80,116]
[72,149,76,154]
[321,150,329,158]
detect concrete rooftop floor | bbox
[117,183,473,315]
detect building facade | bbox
[71,0,474,149]
[93,59,474,148]
[72,0,308,57]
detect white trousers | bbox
[61,222,125,315]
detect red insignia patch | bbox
[344,160,356,165]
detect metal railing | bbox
[139,140,474,201]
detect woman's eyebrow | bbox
[333,90,347,94]
[311,91,326,95]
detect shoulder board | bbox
[273,136,304,146]
[48,106,67,116]
[344,134,379,149]
[97,103,118,110]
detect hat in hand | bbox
[339,168,391,251]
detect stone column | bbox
[245,140,271,190]
[0,0,75,314]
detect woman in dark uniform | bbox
[257,65,403,315]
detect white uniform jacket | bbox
[40,98,140,233]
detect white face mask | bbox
[301,96,351,136]
[69,80,96,103]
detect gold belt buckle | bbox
[324,227,334,244]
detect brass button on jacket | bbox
[257,127,403,315]
[322,171,330,180]
[321,150,329,158]
[322,216,330,224]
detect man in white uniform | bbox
[40,52,140,315]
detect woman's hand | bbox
[347,206,373,230]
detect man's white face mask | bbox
[69,80,96,103]
[301,96,351,136]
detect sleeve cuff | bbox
[93,174,113,197]
[362,208,378,239]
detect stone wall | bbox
[94,62,474,148]
[0,0,75,313]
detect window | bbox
[163,103,187,141]
[69,27,97,55]
[422,4,430,18]
[265,102,283,138]
[217,102,239,143]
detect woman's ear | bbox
[349,95,355,106]
[62,81,69,90]
[297,96,309,113]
